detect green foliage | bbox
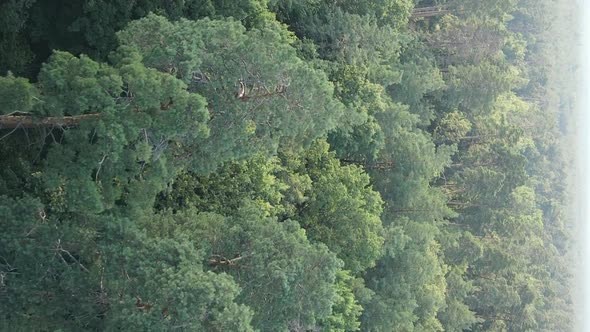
[159,140,385,275]
[300,8,404,85]
[329,115,385,164]
[270,0,413,32]
[327,64,389,162]
[204,0,275,27]
[328,0,414,29]
[27,50,208,215]
[390,53,445,123]
[425,15,507,66]
[156,154,287,216]
[38,52,122,117]
[434,111,472,144]
[1,0,276,77]
[146,204,342,331]
[448,0,518,21]
[282,140,385,274]
[0,195,257,331]
[362,220,447,331]
[444,62,526,113]
[0,74,37,114]
[319,270,364,332]
[0,0,36,75]
[436,256,482,331]
[0,0,576,331]
[118,14,344,172]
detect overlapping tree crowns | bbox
[117,14,346,173]
[0,14,347,214]
[0,0,577,331]
[0,49,209,215]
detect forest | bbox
[0,0,579,331]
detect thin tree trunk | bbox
[340,159,395,170]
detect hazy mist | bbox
[574,0,588,330]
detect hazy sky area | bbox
[578,0,589,330]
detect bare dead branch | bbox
[54,239,90,273]
[95,154,108,182]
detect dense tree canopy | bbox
[0,0,577,331]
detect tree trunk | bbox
[412,6,451,18]
[447,200,480,209]
[0,113,100,129]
